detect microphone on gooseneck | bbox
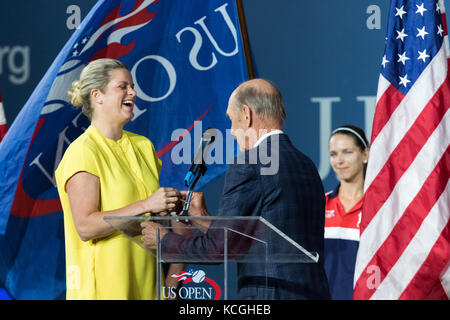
[184,128,216,187]
[177,128,218,217]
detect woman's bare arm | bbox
[66,171,180,241]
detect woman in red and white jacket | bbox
[324,125,369,300]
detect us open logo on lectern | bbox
[163,269,221,300]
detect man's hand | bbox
[141,221,168,249]
[180,191,211,230]
[181,191,209,217]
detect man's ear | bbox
[241,104,252,128]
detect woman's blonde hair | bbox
[68,58,128,119]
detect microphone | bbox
[177,128,218,217]
[184,128,217,187]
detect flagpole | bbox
[236,0,255,79]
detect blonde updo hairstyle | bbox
[68,58,128,120]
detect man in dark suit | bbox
[142,79,330,299]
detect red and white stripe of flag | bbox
[353,1,450,300]
[0,91,8,142]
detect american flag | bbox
[353,0,450,300]
[0,91,7,142]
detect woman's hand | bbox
[141,187,181,215]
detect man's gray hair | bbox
[232,80,286,124]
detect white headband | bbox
[331,127,369,149]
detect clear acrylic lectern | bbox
[104,215,319,300]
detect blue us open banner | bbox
[0,0,249,299]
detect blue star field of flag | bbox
[382,0,445,94]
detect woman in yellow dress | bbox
[55,58,180,299]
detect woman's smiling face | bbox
[93,68,137,126]
[329,133,368,183]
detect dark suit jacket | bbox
[162,133,330,299]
